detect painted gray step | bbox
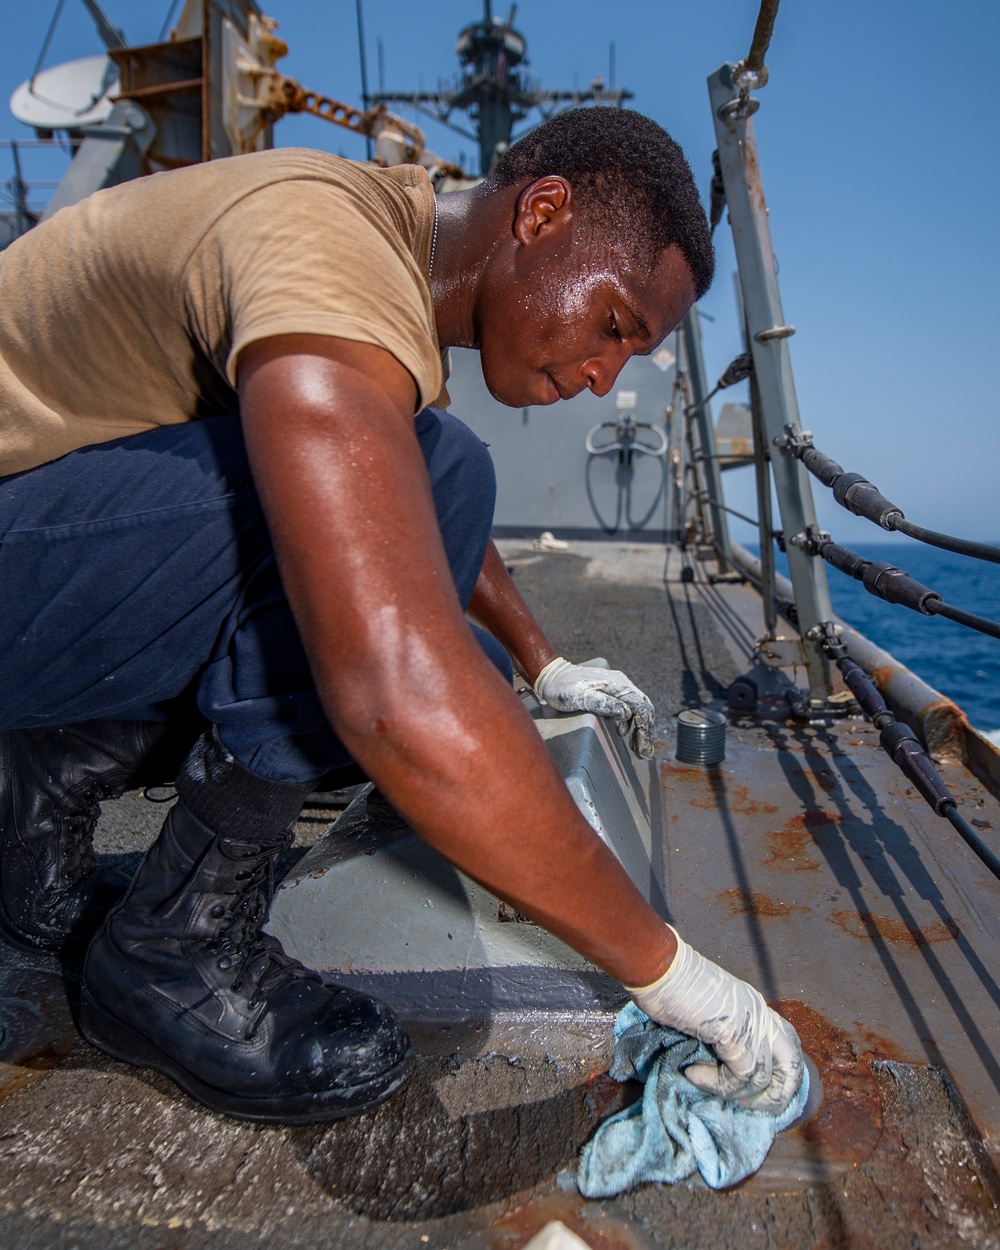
[266,702,664,1020]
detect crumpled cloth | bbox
[578,1002,810,1195]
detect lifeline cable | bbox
[804,533,1000,642]
[743,0,781,75]
[731,0,781,92]
[817,626,1000,882]
[777,432,1000,566]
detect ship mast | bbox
[372,1,633,176]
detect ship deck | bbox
[2,540,1000,1248]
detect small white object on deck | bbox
[521,1220,594,1250]
[533,530,570,551]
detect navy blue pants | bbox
[0,409,510,783]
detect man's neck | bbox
[429,183,518,350]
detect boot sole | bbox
[78,988,414,1125]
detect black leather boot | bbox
[79,729,413,1124]
[0,720,191,952]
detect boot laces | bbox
[51,798,101,890]
[212,836,321,1036]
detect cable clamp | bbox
[805,619,846,657]
[794,523,830,555]
[772,427,813,457]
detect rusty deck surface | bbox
[1,540,999,1248]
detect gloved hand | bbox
[533,657,655,759]
[625,925,804,1114]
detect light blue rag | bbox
[578,1002,809,1196]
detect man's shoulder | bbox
[197,147,431,203]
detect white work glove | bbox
[626,925,804,1114]
[533,656,655,759]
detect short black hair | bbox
[486,107,714,298]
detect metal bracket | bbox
[756,636,807,669]
[755,324,795,342]
[718,94,760,121]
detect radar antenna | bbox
[371,0,633,176]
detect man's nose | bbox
[582,345,631,397]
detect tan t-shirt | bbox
[0,148,445,476]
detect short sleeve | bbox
[181,179,443,410]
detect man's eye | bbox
[609,313,624,342]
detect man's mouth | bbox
[544,373,578,402]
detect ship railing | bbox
[677,1,1000,881]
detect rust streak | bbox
[660,762,711,784]
[720,888,810,918]
[0,1042,75,1101]
[868,665,895,692]
[688,784,779,816]
[773,999,908,1163]
[762,812,835,871]
[829,910,960,946]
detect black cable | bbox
[788,439,1000,566]
[684,352,753,416]
[926,599,1000,642]
[810,537,1000,643]
[697,493,760,530]
[943,805,1000,880]
[889,517,1000,566]
[819,642,1000,884]
[709,149,725,237]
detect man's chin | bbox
[481,366,559,408]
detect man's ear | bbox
[513,176,573,245]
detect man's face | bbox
[474,207,696,409]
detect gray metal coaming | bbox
[708,63,834,695]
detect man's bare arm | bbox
[237,333,674,987]
[470,540,656,757]
[468,540,557,684]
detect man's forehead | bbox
[618,246,697,345]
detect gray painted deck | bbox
[2,540,999,1248]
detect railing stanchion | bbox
[681,310,732,569]
[748,364,778,638]
[708,62,833,697]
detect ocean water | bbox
[764,541,1000,738]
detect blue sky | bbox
[3,1,999,546]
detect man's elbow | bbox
[324,664,474,776]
